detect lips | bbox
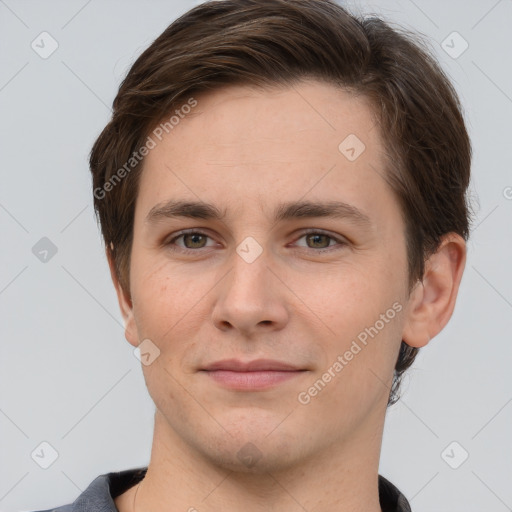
[201,359,307,390]
[202,358,302,372]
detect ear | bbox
[402,233,466,348]
[106,246,139,348]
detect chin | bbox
[202,435,299,475]
[197,413,309,472]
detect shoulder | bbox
[21,467,147,512]
[378,475,412,512]
[20,506,73,512]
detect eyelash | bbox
[165,229,347,254]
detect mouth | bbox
[200,359,308,391]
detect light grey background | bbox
[1,0,511,511]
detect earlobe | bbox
[401,233,466,349]
[106,247,139,348]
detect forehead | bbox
[172,80,380,157]
[136,80,398,228]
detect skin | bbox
[110,80,466,512]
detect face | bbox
[118,80,413,472]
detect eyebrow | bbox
[145,199,372,227]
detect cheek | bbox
[309,261,396,326]
[130,257,216,369]
[309,258,406,373]
[131,251,200,324]
[304,299,403,426]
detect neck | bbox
[121,407,386,512]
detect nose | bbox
[211,246,290,336]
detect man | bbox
[32,0,470,510]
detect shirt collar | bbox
[65,467,411,512]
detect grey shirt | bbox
[30,467,412,512]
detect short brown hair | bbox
[89,0,472,406]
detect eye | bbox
[166,230,217,252]
[293,230,347,252]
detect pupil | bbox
[186,234,205,248]
[308,234,328,248]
